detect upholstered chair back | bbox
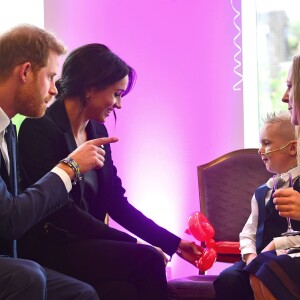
[198,148,271,243]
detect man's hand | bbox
[58,137,118,178]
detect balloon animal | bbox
[185,211,217,272]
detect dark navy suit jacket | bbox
[0,159,70,255]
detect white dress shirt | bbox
[0,110,10,173]
[0,108,72,192]
[239,166,300,261]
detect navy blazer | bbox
[0,164,70,255]
[18,99,180,256]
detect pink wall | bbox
[45,0,243,279]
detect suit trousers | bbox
[213,260,254,300]
[0,256,99,300]
[21,238,169,300]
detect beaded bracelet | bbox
[59,157,82,185]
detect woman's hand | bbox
[273,188,300,220]
[153,246,169,266]
[176,239,203,267]
[261,240,275,252]
[136,240,169,265]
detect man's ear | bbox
[19,62,32,82]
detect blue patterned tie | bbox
[5,121,18,197]
[4,121,18,258]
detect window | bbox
[0,0,44,132]
[242,0,300,147]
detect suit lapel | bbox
[293,177,300,192]
[85,120,98,139]
[47,100,85,196]
[48,100,77,153]
[47,100,109,204]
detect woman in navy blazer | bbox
[17,43,201,300]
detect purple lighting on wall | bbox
[45,0,244,279]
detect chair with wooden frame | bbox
[168,149,271,300]
[197,148,271,264]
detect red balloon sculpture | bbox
[185,211,217,272]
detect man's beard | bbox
[16,81,50,118]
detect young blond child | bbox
[214,111,300,300]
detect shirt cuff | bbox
[51,166,72,192]
[274,236,290,250]
[241,248,257,262]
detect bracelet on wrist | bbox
[59,157,82,185]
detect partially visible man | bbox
[0,24,116,300]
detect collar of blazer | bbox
[47,99,99,146]
[46,99,100,197]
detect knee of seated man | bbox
[13,259,46,289]
[77,284,98,299]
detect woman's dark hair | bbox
[55,43,136,104]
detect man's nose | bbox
[50,83,58,96]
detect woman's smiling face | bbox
[86,75,129,123]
